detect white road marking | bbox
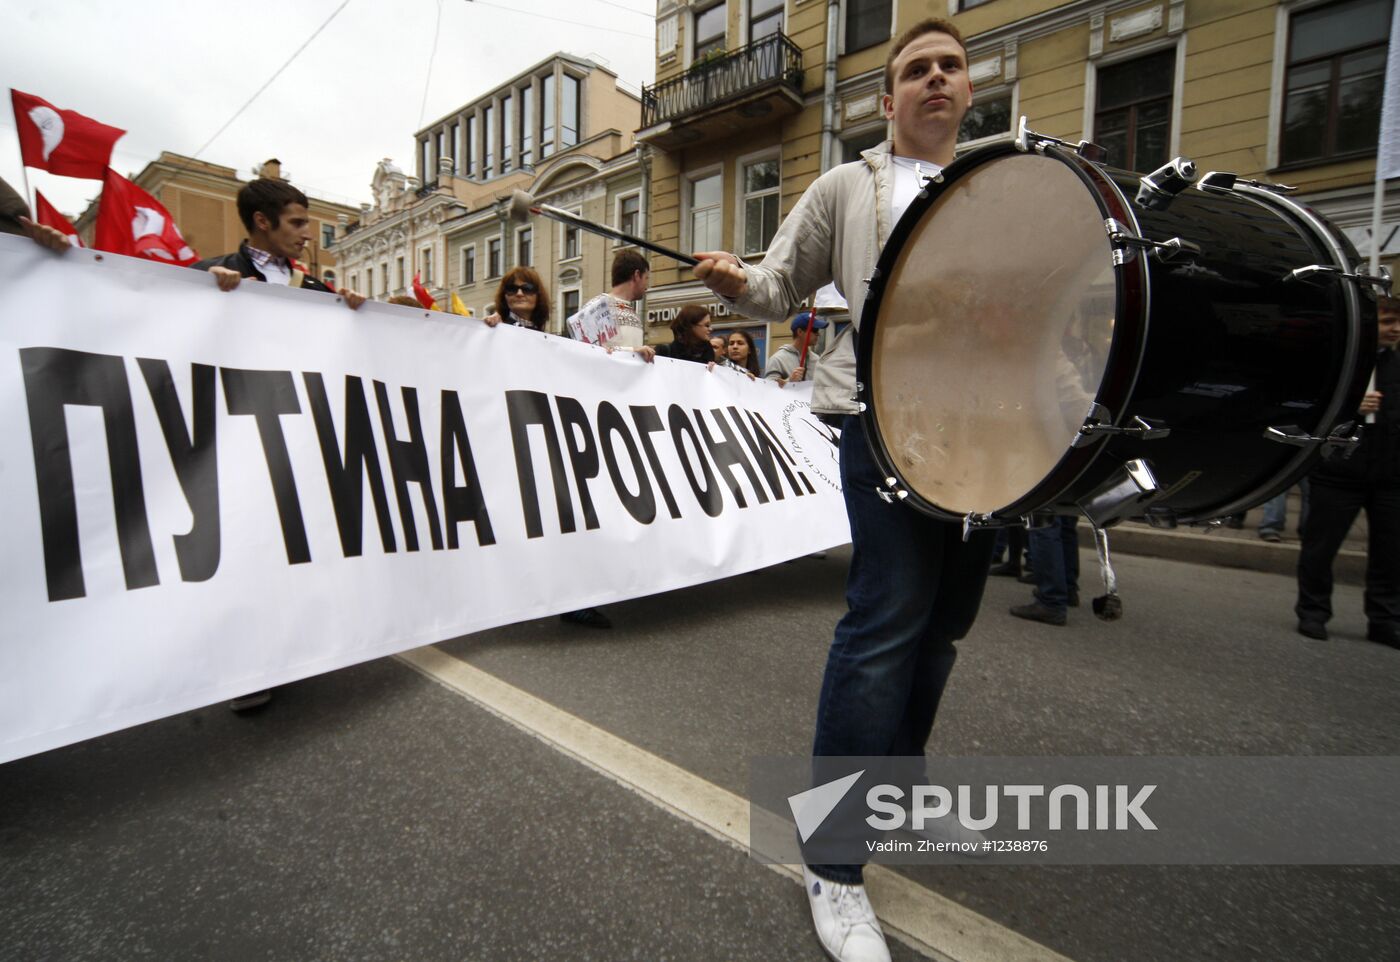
[398,645,1075,962]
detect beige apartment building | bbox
[639,0,1394,358]
[332,53,643,323]
[72,154,358,283]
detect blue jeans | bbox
[1258,491,1288,536]
[1260,480,1310,536]
[807,417,995,884]
[1028,516,1080,612]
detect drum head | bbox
[869,152,1119,516]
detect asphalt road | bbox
[3,548,1399,961]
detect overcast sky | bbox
[2,0,658,219]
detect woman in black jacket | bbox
[655,304,717,365]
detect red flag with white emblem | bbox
[33,190,85,247]
[94,168,198,265]
[10,89,125,180]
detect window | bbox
[488,237,502,278]
[750,0,783,41]
[464,115,477,176]
[694,2,726,58]
[1094,49,1175,173]
[421,246,434,285]
[959,92,1014,144]
[483,104,495,177]
[501,94,514,173]
[520,85,534,167]
[689,172,722,251]
[742,157,780,254]
[517,226,532,267]
[419,139,430,182]
[561,75,580,149]
[350,272,358,293]
[618,193,640,240]
[845,0,892,54]
[396,255,405,290]
[461,245,476,286]
[563,210,582,260]
[321,224,335,248]
[434,131,444,174]
[562,289,581,325]
[541,78,556,159]
[842,127,887,163]
[1282,0,1391,166]
[380,262,389,293]
[450,123,460,174]
[959,0,995,9]
[363,270,371,297]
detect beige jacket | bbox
[726,141,897,415]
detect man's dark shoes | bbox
[561,607,612,629]
[1366,623,1400,649]
[989,561,1022,577]
[1010,602,1067,626]
[1017,571,1036,585]
[1297,620,1328,641]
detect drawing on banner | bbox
[780,398,841,492]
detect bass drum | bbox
[856,140,1377,529]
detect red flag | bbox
[33,191,85,247]
[94,168,198,266]
[412,272,438,309]
[11,89,125,180]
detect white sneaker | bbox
[802,865,891,962]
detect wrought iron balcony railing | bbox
[641,32,804,129]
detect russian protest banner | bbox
[0,234,849,763]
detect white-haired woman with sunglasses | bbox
[483,266,551,330]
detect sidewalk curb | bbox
[1108,524,1368,585]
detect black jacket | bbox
[191,242,332,293]
[655,338,715,365]
[1316,348,1400,485]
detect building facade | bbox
[639,0,1395,359]
[72,154,359,284]
[332,53,643,321]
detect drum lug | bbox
[1013,116,1107,162]
[1076,458,1161,529]
[1075,403,1171,446]
[1201,171,1297,194]
[1105,218,1202,265]
[876,476,908,504]
[1264,422,1362,458]
[961,512,1000,541]
[1282,264,1392,295]
[1135,158,1198,211]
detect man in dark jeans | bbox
[192,178,365,709]
[1296,297,1400,647]
[1010,516,1080,627]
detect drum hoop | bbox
[855,143,1149,524]
[1171,182,1372,524]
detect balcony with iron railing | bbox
[639,32,804,148]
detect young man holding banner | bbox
[693,19,988,962]
[193,178,365,309]
[192,178,365,711]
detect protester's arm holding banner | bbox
[17,217,72,253]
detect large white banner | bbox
[0,235,848,763]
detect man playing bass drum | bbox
[694,18,990,962]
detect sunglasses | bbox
[504,282,537,295]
